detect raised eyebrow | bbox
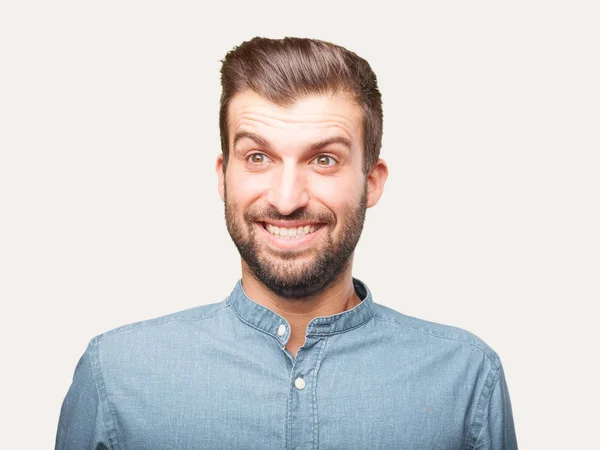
[233,132,352,154]
[309,136,352,152]
[232,131,273,153]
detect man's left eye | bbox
[313,155,337,166]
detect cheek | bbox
[308,172,363,209]
[226,169,269,203]
[243,176,271,194]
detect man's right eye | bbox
[248,153,270,164]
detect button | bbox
[277,324,286,336]
[294,377,305,390]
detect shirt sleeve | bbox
[55,339,114,450]
[472,359,518,449]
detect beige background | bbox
[1,1,598,448]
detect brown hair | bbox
[219,36,383,175]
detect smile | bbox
[258,221,326,250]
[261,222,324,238]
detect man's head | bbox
[216,37,388,299]
[219,37,383,175]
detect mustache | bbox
[244,207,334,225]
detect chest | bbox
[106,335,475,449]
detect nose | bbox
[267,164,309,215]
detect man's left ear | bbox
[366,158,389,208]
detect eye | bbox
[247,153,271,164]
[312,155,337,167]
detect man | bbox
[55,37,517,449]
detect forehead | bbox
[227,89,363,148]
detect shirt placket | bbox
[283,332,327,450]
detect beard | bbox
[224,182,368,299]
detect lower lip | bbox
[258,223,325,250]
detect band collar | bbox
[227,277,376,344]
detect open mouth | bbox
[260,222,325,239]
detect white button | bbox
[277,324,286,336]
[294,377,305,390]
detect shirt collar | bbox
[227,277,376,344]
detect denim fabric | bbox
[55,278,517,449]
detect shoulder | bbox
[371,302,500,368]
[87,299,231,351]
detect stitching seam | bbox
[373,316,498,365]
[312,337,328,450]
[465,362,501,449]
[89,338,120,450]
[96,304,229,343]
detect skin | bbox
[216,89,388,357]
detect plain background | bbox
[1,1,598,448]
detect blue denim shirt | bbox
[56,278,517,449]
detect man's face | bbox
[217,90,377,299]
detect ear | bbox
[366,158,389,208]
[216,154,225,202]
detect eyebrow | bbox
[232,131,353,154]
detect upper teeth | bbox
[265,224,320,238]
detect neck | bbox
[240,261,362,353]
